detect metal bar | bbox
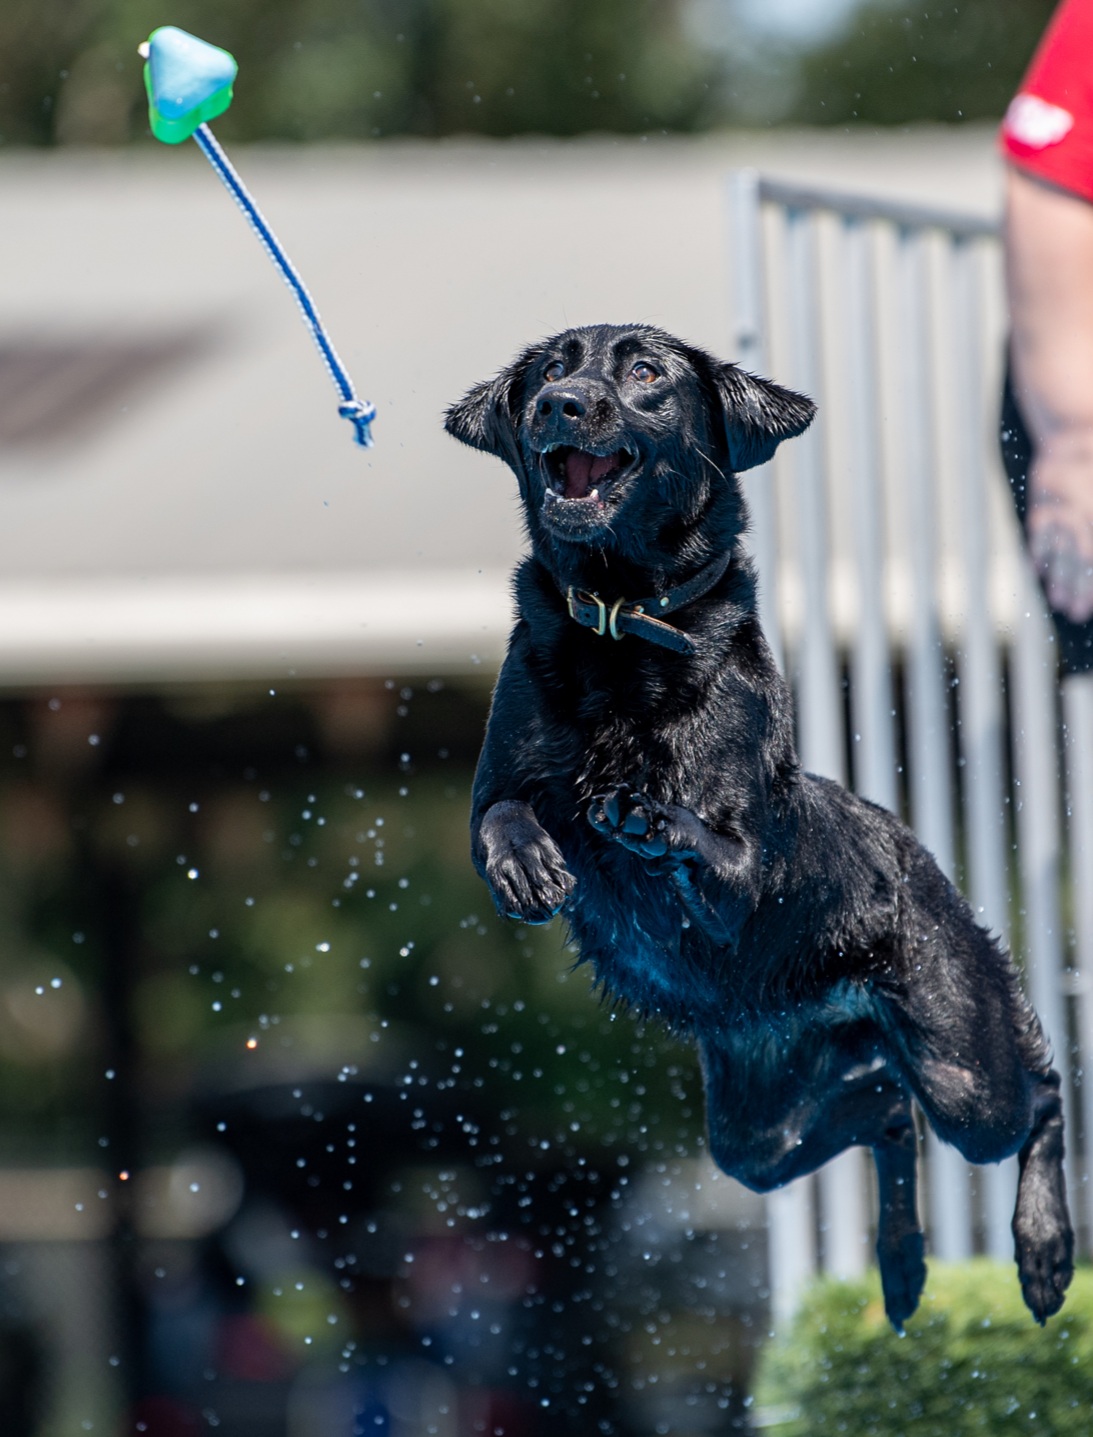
[898,231,956,876]
[895,226,973,1259]
[784,206,867,1281]
[729,169,783,671]
[785,209,843,784]
[756,177,998,240]
[1064,672,1093,1248]
[767,1183,817,1326]
[1011,565,1071,1237]
[843,217,898,812]
[949,236,1019,1258]
[730,173,814,1317]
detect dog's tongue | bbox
[564,449,623,499]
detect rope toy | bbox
[140,25,375,448]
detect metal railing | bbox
[728,170,1093,1323]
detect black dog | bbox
[445,323,1073,1328]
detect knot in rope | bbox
[339,398,377,449]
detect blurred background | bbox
[0,2,1053,1435]
[0,0,1057,143]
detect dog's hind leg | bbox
[1013,1069,1074,1324]
[877,943,1074,1319]
[873,848,1075,1320]
[702,1031,927,1327]
[872,1100,926,1332]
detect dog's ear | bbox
[446,350,537,465]
[710,363,816,472]
[445,372,515,458]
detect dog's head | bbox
[445,323,815,566]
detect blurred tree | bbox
[410,0,716,137]
[0,0,717,145]
[0,0,104,145]
[786,0,1058,126]
[0,0,1069,144]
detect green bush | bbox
[753,1260,1093,1437]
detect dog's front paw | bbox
[485,835,575,925]
[478,801,576,924]
[588,786,692,863]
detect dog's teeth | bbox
[544,489,557,503]
[590,488,599,501]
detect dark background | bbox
[0,678,767,1435]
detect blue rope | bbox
[193,123,375,448]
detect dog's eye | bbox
[543,360,565,382]
[631,362,659,383]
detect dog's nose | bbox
[537,386,586,421]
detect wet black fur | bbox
[445,322,1073,1328]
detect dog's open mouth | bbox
[540,445,635,505]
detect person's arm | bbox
[1006,168,1093,621]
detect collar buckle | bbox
[566,587,608,636]
[561,551,731,653]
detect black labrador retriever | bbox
[445,322,1073,1328]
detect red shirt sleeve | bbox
[999,0,1093,204]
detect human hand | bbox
[1027,431,1093,623]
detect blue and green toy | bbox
[140,26,375,447]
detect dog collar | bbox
[561,551,732,655]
